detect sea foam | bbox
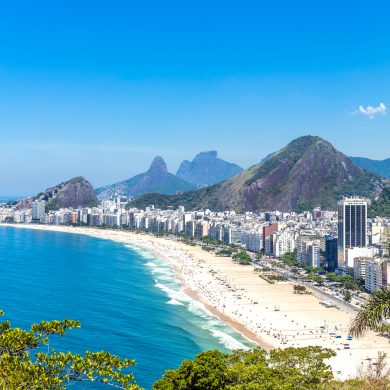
[211,330,250,351]
[123,242,253,352]
[168,299,184,306]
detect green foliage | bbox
[88,199,100,208]
[0,311,140,389]
[294,200,316,213]
[293,285,307,294]
[245,136,323,187]
[232,251,252,265]
[350,287,390,337]
[153,346,336,390]
[129,136,384,212]
[260,266,271,272]
[326,273,361,291]
[350,157,390,179]
[258,275,275,284]
[128,182,221,211]
[303,274,324,285]
[325,273,338,281]
[304,266,322,273]
[368,186,390,218]
[343,289,352,303]
[45,197,59,211]
[217,249,233,257]
[268,275,288,282]
[199,236,222,246]
[255,252,263,260]
[281,251,299,267]
[153,350,228,390]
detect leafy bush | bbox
[153,347,336,390]
[0,311,138,389]
[232,251,252,265]
[369,187,390,218]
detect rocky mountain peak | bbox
[194,150,218,159]
[176,150,243,186]
[95,156,194,199]
[14,176,98,210]
[148,156,168,176]
[131,135,385,213]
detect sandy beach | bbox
[2,223,390,379]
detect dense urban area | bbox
[1,197,389,309]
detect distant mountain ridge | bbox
[14,177,98,210]
[176,151,243,187]
[95,156,194,199]
[349,156,390,178]
[130,136,384,212]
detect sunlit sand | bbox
[3,223,390,379]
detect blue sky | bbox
[1,0,390,195]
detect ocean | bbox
[0,197,19,203]
[0,226,253,389]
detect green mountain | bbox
[130,136,384,212]
[176,151,243,187]
[95,156,194,199]
[369,185,390,218]
[349,156,390,178]
[14,177,98,210]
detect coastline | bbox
[135,234,269,348]
[0,223,264,348]
[2,223,390,379]
[182,286,272,349]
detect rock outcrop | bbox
[176,151,243,187]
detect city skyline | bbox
[2,2,390,387]
[1,1,390,194]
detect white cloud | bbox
[358,102,387,118]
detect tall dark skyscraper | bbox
[325,236,338,272]
[337,198,367,269]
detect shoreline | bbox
[135,233,270,348]
[0,223,265,348]
[182,286,272,349]
[2,223,390,379]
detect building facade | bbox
[337,198,367,270]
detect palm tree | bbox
[349,287,390,337]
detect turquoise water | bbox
[0,226,252,389]
[0,196,19,203]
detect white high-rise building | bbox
[365,258,390,292]
[297,236,321,268]
[353,256,372,280]
[337,197,367,269]
[345,247,375,268]
[274,230,296,257]
[32,201,45,223]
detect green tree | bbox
[303,274,323,285]
[232,251,252,265]
[343,289,352,303]
[0,310,140,389]
[217,249,233,257]
[153,350,228,390]
[153,347,336,390]
[349,287,390,337]
[368,187,390,218]
[294,285,307,294]
[280,251,299,267]
[325,273,338,282]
